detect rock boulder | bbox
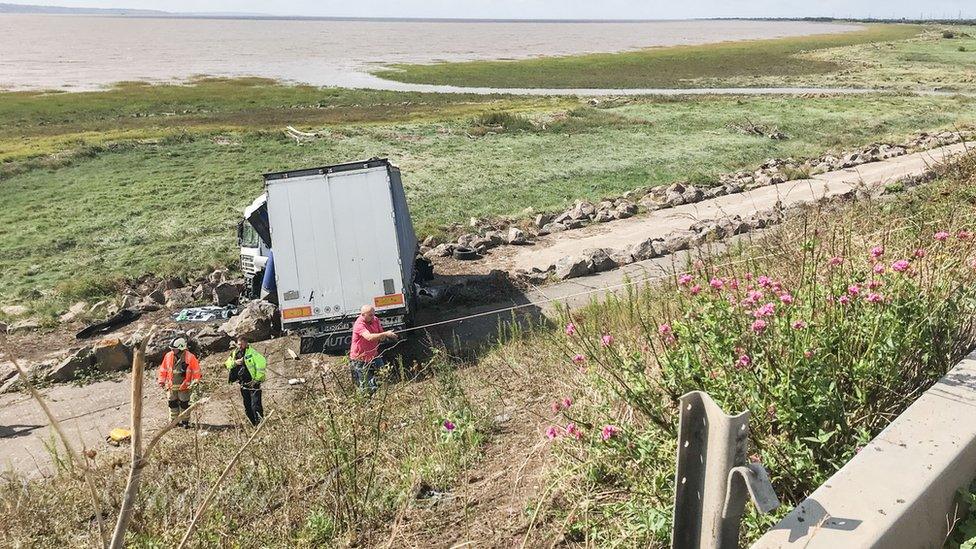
[554,256,593,280]
[93,338,132,373]
[48,346,95,382]
[192,326,233,355]
[219,300,276,342]
[164,288,195,308]
[212,281,242,307]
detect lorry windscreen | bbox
[238,222,261,248]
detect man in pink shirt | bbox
[350,304,398,393]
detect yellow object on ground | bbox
[107,428,131,445]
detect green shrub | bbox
[469,111,536,134]
[541,159,976,544]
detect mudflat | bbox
[0,15,859,91]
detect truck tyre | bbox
[453,246,479,261]
[248,270,264,299]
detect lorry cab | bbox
[238,194,271,299]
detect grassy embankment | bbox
[373,24,923,89]
[5,143,976,549]
[2,78,975,321]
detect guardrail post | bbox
[672,391,780,549]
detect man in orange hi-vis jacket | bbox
[157,337,201,428]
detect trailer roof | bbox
[263,157,392,182]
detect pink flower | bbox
[572,354,585,365]
[873,263,886,274]
[736,354,752,369]
[959,231,972,241]
[562,397,573,409]
[742,289,764,306]
[803,349,814,359]
[658,323,672,335]
[868,280,883,290]
[847,284,860,296]
[935,231,950,242]
[792,320,807,330]
[779,293,794,305]
[600,425,622,441]
[751,319,767,333]
[914,248,927,258]
[550,401,562,415]
[678,274,693,286]
[828,256,844,267]
[545,426,561,440]
[757,275,772,288]
[565,323,577,336]
[838,295,851,305]
[870,246,885,260]
[753,303,775,318]
[744,273,753,281]
[710,277,724,290]
[601,334,614,347]
[865,292,884,303]
[728,278,740,290]
[443,420,456,432]
[891,259,910,273]
[565,422,583,440]
[690,284,702,296]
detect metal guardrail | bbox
[672,391,780,549]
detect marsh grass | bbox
[3,84,975,320]
[374,25,921,89]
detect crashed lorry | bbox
[238,158,420,353]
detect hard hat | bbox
[171,337,188,350]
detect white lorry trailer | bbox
[238,158,419,353]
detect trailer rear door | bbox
[266,165,407,326]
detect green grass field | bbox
[373,24,922,89]
[1,79,974,314]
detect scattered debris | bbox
[76,308,143,339]
[173,305,238,322]
[728,119,788,140]
[1,305,29,317]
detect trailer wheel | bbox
[452,246,480,261]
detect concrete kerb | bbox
[751,351,976,548]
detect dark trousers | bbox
[350,358,383,394]
[240,384,264,425]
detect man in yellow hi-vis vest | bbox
[225,336,267,426]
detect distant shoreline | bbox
[0,8,972,25]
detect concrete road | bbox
[509,142,971,273]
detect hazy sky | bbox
[25,0,976,19]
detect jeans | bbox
[240,383,264,426]
[350,358,383,394]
